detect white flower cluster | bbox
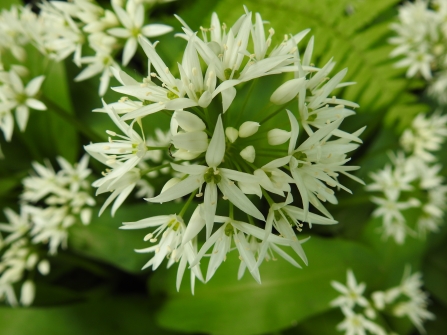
[389,0,447,103]
[366,113,447,244]
[0,0,172,98]
[331,267,434,335]
[0,155,94,306]
[87,7,365,291]
[0,236,50,307]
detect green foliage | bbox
[0,297,177,335]
[0,0,444,334]
[152,237,379,335]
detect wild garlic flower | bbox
[372,266,435,334]
[87,7,364,289]
[367,112,447,244]
[108,0,173,66]
[20,155,95,254]
[0,0,172,98]
[0,6,31,62]
[332,268,434,335]
[121,214,204,293]
[0,69,46,140]
[389,0,447,103]
[0,238,50,307]
[400,112,447,162]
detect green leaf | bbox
[41,61,80,162]
[0,0,21,10]
[360,217,427,290]
[69,203,183,273]
[0,296,177,335]
[423,237,447,307]
[151,237,379,335]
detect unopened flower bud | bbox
[81,208,92,225]
[20,280,35,306]
[38,260,51,276]
[240,146,255,163]
[270,77,305,105]
[225,127,239,143]
[26,253,38,270]
[239,122,260,138]
[268,129,291,145]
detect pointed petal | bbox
[25,76,45,96]
[287,110,299,155]
[204,183,217,239]
[218,177,265,221]
[206,114,225,167]
[148,175,202,203]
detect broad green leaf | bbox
[151,237,379,335]
[423,236,447,306]
[0,296,177,335]
[42,61,80,162]
[0,0,21,10]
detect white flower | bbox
[121,214,204,293]
[400,112,447,162]
[331,269,370,310]
[147,115,265,238]
[277,110,364,219]
[85,100,148,190]
[366,161,415,201]
[0,70,46,132]
[190,218,261,283]
[75,50,120,96]
[0,208,31,246]
[108,0,172,65]
[337,307,386,335]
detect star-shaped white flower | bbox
[0,70,46,132]
[108,1,172,66]
[147,115,265,238]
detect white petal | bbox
[182,205,206,244]
[287,110,299,155]
[205,114,225,167]
[148,175,202,203]
[26,98,47,111]
[122,37,138,66]
[204,183,218,239]
[25,76,45,96]
[218,177,265,221]
[9,70,24,93]
[141,24,173,37]
[173,110,206,131]
[15,105,29,131]
[221,86,237,112]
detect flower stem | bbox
[140,163,170,176]
[179,190,197,217]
